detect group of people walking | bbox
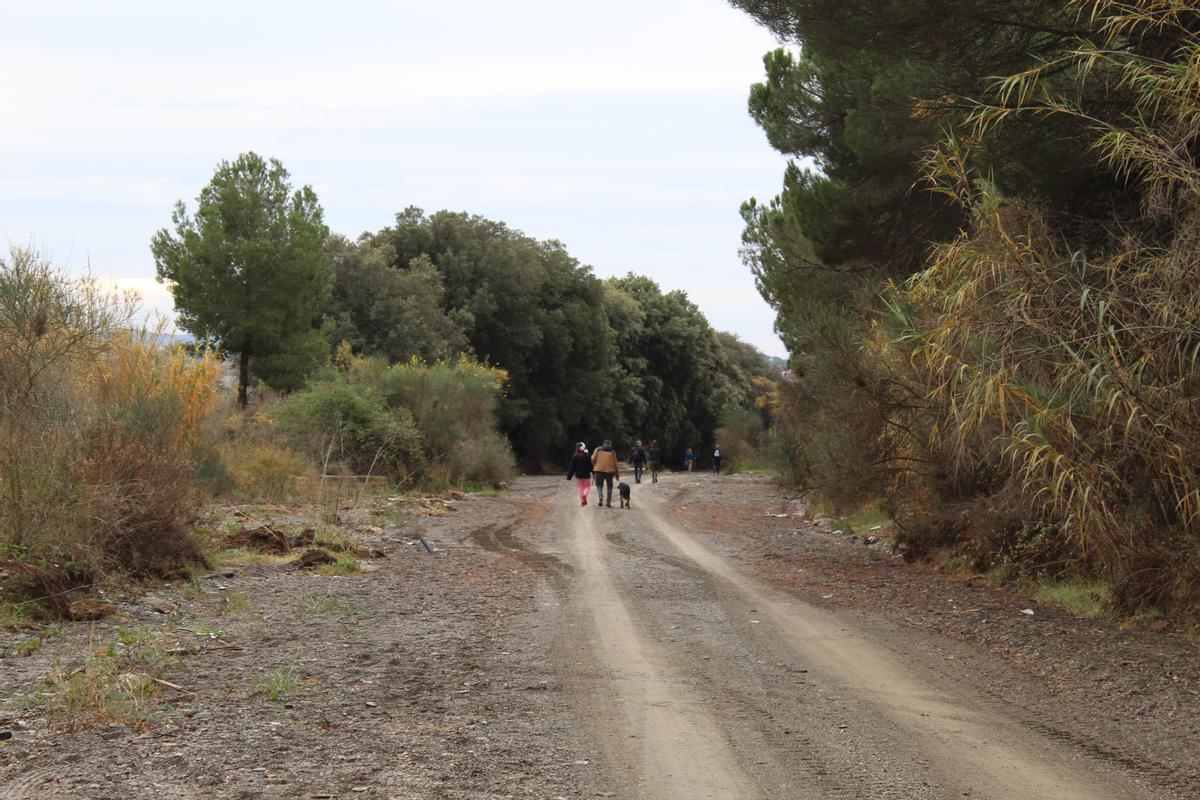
[566,439,721,507]
[566,439,664,507]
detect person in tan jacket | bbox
[591,439,620,508]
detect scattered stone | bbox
[143,595,180,614]
[0,730,12,741]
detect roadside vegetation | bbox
[1,147,775,622]
[735,0,1200,618]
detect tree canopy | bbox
[321,209,777,467]
[734,0,1200,609]
[152,152,331,406]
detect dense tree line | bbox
[736,0,1200,611]
[330,209,772,467]
[155,172,776,470]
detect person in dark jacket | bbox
[566,442,594,506]
[630,440,647,484]
[648,439,662,483]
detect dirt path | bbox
[2,473,1196,798]
[544,478,1180,799]
[561,507,756,799]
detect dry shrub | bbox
[887,0,1200,610]
[209,410,312,502]
[268,378,424,483]
[0,248,220,610]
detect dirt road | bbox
[541,477,1177,800]
[2,473,1196,798]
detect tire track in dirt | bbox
[638,496,1158,800]
[559,503,768,800]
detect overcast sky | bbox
[0,1,790,356]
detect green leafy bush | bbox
[377,358,513,487]
[269,378,424,481]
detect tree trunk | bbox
[238,348,250,408]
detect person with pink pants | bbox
[565,442,594,506]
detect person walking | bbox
[630,440,647,484]
[648,439,662,483]
[684,448,696,471]
[591,439,620,508]
[712,444,722,475]
[566,442,594,506]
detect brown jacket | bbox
[591,446,619,478]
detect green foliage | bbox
[736,0,1200,614]
[299,595,363,615]
[359,208,614,462]
[251,329,332,393]
[1035,579,1112,619]
[377,357,514,487]
[602,275,731,465]
[251,667,305,701]
[324,239,469,363]
[269,378,424,481]
[329,208,768,467]
[0,600,34,631]
[315,552,361,576]
[152,152,332,405]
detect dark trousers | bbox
[713,457,721,474]
[633,463,644,483]
[594,472,614,505]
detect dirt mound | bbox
[225,526,290,554]
[291,549,336,569]
[65,597,117,621]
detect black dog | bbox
[617,481,631,509]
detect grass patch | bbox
[313,528,354,553]
[180,580,205,599]
[315,552,361,576]
[939,552,974,576]
[251,667,304,701]
[0,600,35,630]
[2,637,43,658]
[388,505,418,526]
[1035,578,1112,618]
[299,595,362,615]
[22,626,178,730]
[835,504,892,536]
[214,547,291,566]
[460,481,502,496]
[222,592,251,614]
[190,624,224,638]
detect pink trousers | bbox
[576,478,592,504]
